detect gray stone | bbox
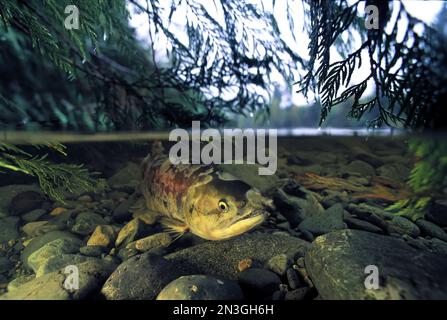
[376,163,410,182]
[22,221,62,237]
[112,200,132,223]
[344,217,384,234]
[115,218,148,248]
[238,268,281,297]
[21,231,81,269]
[107,162,140,190]
[0,184,41,217]
[80,245,108,257]
[0,216,19,243]
[298,203,347,236]
[165,233,311,280]
[273,188,325,227]
[415,219,447,242]
[284,287,309,300]
[305,230,447,299]
[101,253,182,300]
[387,216,420,237]
[22,209,47,223]
[157,275,244,300]
[340,160,375,177]
[27,237,85,277]
[8,191,46,216]
[71,212,106,236]
[286,268,302,290]
[266,254,291,277]
[0,259,116,300]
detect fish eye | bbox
[218,200,229,212]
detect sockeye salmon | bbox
[140,150,273,241]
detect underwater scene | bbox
[1,0,447,304]
[0,134,446,300]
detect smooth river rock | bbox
[305,229,447,299]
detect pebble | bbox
[115,218,147,248]
[237,258,253,272]
[87,225,118,248]
[49,207,67,217]
[131,233,171,252]
[286,268,302,289]
[387,216,420,237]
[266,254,291,277]
[22,209,47,222]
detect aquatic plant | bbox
[0,142,97,202]
[387,139,447,220]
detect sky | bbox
[128,0,444,107]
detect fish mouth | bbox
[240,209,269,221]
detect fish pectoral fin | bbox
[160,217,189,235]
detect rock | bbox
[273,188,325,227]
[80,245,108,257]
[0,185,41,217]
[286,268,303,290]
[415,219,447,242]
[27,237,85,277]
[404,236,447,256]
[298,203,347,236]
[344,217,384,234]
[284,287,309,300]
[21,231,81,269]
[340,160,375,177]
[387,216,420,237]
[87,225,118,248]
[321,190,350,208]
[78,195,93,203]
[0,259,116,300]
[376,163,410,182]
[0,256,13,274]
[71,212,106,236]
[117,247,139,261]
[305,230,447,299]
[22,221,62,237]
[107,162,140,190]
[238,268,281,297]
[22,209,47,222]
[101,253,182,300]
[112,200,133,222]
[132,210,158,225]
[115,218,147,248]
[165,233,311,280]
[0,216,19,243]
[427,200,447,227]
[6,275,35,292]
[266,254,291,277]
[129,233,171,252]
[238,258,254,272]
[157,275,244,300]
[49,207,68,217]
[8,191,46,216]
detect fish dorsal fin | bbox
[151,141,165,156]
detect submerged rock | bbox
[0,185,41,218]
[298,203,347,236]
[305,230,447,299]
[340,160,375,177]
[22,209,47,223]
[115,218,148,248]
[21,231,81,269]
[101,253,182,300]
[157,275,244,300]
[0,216,19,243]
[127,232,171,252]
[415,219,447,242]
[165,232,310,280]
[107,162,140,190]
[87,225,119,248]
[427,200,447,227]
[0,259,116,300]
[22,221,62,237]
[344,217,384,234]
[71,212,106,236]
[266,254,292,277]
[238,268,281,297]
[8,191,46,216]
[387,216,420,237]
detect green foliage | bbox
[298,1,447,129]
[0,143,97,202]
[386,138,447,220]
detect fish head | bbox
[186,172,273,240]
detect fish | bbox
[140,148,273,241]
